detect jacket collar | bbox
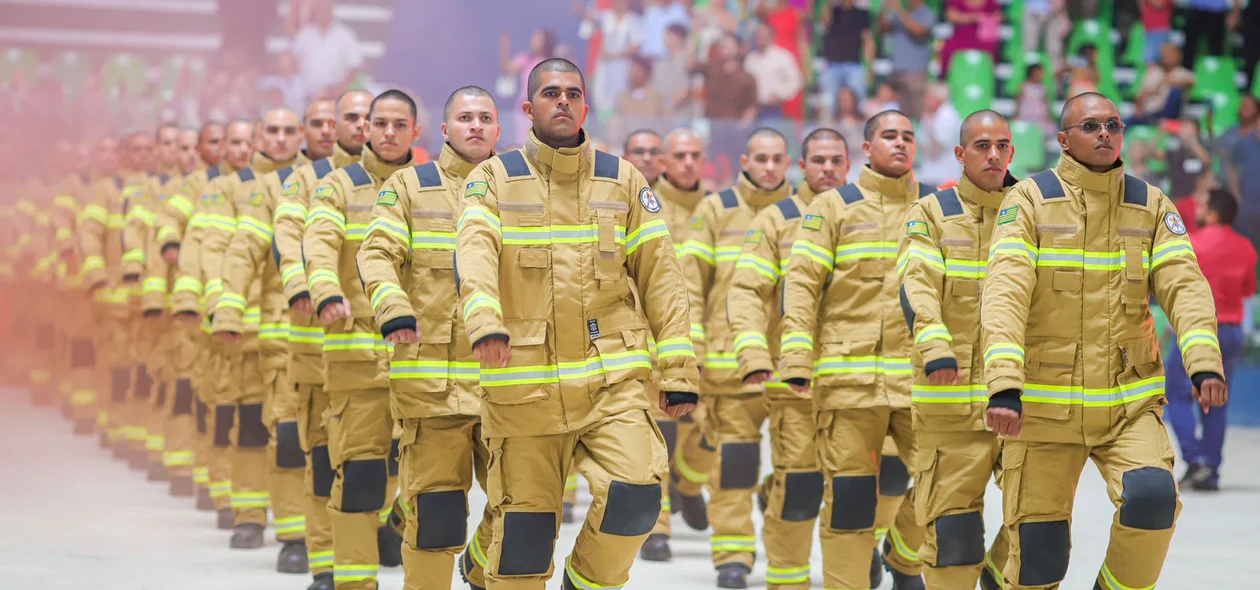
[524,130,588,179]
[332,141,360,169]
[438,143,480,181]
[736,172,791,210]
[956,172,1008,211]
[250,151,301,176]
[361,143,413,182]
[655,174,705,211]
[1056,152,1126,194]
[858,165,917,202]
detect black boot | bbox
[72,419,94,436]
[1179,462,1211,487]
[639,533,672,562]
[169,475,195,498]
[195,487,215,511]
[306,572,335,590]
[678,492,709,531]
[716,563,750,589]
[277,540,310,574]
[870,546,884,589]
[377,525,403,567]
[460,550,486,590]
[230,523,265,549]
[216,507,235,530]
[562,572,578,590]
[147,463,169,482]
[562,502,576,524]
[886,565,926,590]
[128,448,149,471]
[979,566,1002,590]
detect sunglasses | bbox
[1062,119,1126,134]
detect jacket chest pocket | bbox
[1121,237,1151,316]
[836,231,888,281]
[499,201,552,287]
[592,206,628,290]
[943,246,982,298]
[480,318,551,405]
[1023,338,1077,420]
[1116,335,1162,400]
[587,305,651,391]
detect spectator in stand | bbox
[758,0,809,121]
[819,0,873,123]
[1219,95,1258,186]
[257,51,308,113]
[1222,98,1260,225]
[652,24,695,113]
[1132,43,1195,124]
[290,0,363,98]
[1015,63,1054,136]
[1242,0,1260,91]
[1163,118,1213,202]
[744,20,803,124]
[864,81,900,115]
[939,0,1001,78]
[1022,0,1069,69]
[879,0,937,121]
[1175,170,1217,235]
[1062,43,1100,98]
[695,33,758,177]
[834,87,867,183]
[640,0,692,60]
[1166,188,1255,492]
[916,83,961,186]
[592,0,642,116]
[500,29,557,144]
[610,55,667,141]
[1181,0,1241,70]
[1141,0,1173,64]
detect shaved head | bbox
[1059,91,1111,129]
[304,98,335,123]
[864,109,912,142]
[527,58,585,102]
[664,128,703,147]
[444,86,496,120]
[960,110,1007,145]
[337,90,373,117]
[745,127,787,155]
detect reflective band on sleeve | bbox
[702,352,739,370]
[205,279,223,296]
[914,324,952,344]
[142,276,168,294]
[458,206,502,234]
[307,269,339,288]
[305,207,346,231]
[121,248,145,264]
[346,223,368,242]
[80,204,108,224]
[780,331,814,352]
[173,276,203,294]
[462,293,502,322]
[655,337,696,359]
[983,343,1025,366]
[81,255,105,273]
[236,216,273,241]
[1178,329,1220,355]
[791,239,835,271]
[989,238,1039,263]
[243,307,261,325]
[689,323,706,341]
[280,264,304,287]
[274,202,307,220]
[733,331,769,353]
[626,219,669,255]
[682,240,716,265]
[1152,239,1195,268]
[216,292,247,312]
[735,252,778,281]
[259,322,290,340]
[370,282,406,312]
[168,194,194,217]
[365,216,410,244]
[896,245,945,275]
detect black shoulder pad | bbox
[775,197,801,220]
[838,184,864,205]
[79,172,91,185]
[344,163,371,187]
[1123,174,1148,207]
[277,166,294,184]
[159,174,170,185]
[935,188,964,217]
[114,177,124,189]
[237,168,255,183]
[498,150,531,178]
[719,189,739,209]
[1031,170,1065,200]
[593,150,620,180]
[312,158,334,180]
[206,167,220,181]
[918,182,935,197]
[414,162,441,188]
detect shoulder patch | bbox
[498,150,531,177]
[313,186,335,200]
[689,216,704,231]
[207,167,221,180]
[593,150,620,180]
[312,159,334,179]
[718,189,739,209]
[1123,174,1149,207]
[1164,211,1187,236]
[774,197,801,220]
[639,187,662,213]
[1030,170,1066,200]
[344,163,371,187]
[997,205,1020,225]
[464,180,489,199]
[801,214,824,231]
[281,182,301,197]
[935,188,964,217]
[745,230,763,244]
[237,168,255,183]
[906,220,929,237]
[377,189,399,206]
[247,191,264,207]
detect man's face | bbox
[662,134,705,189]
[176,130,199,174]
[337,92,372,152]
[443,94,500,163]
[1057,96,1123,169]
[624,133,663,184]
[95,138,120,176]
[629,61,649,88]
[304,100,337,160]
[755,25,773,50]
[156,127,179,170]
[525,71,588,142]
[258,110,303,162]
[955,118,1013,193]
[369,98,419,163]
[128,134,156,173]
[224,122,255,170]
[718,37,739,61]
[740,134,789,190]
[863,113,916,178]
[801,137,848,193]
[198,124,225,166]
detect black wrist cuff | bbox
[666,391,699,406]
[288,291,311,308]
[988,389,1023,416]
[161,243,179,256]
[315,295,343,317]
[742,370,772,384]
[472,334,509,349]
[785,378,808,387]
[1191,372,1224,389]
[380,316,417,339]
[925,357,959,376]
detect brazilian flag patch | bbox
[745,230,763,244]
[313,186,335,200]
[281,182,300,197]
[464,180,488,199]
[247,191,264,207]
[997,205,1019,225]
[689,217,705,231]
[906,220,929,237]
[377,189,399,206]
[801,214,824,231]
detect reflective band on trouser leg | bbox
[273,515,307,539]
[708,394,766,569]
[672,410,715,497]
[326,390,393,589]
[333,564,379,585]
[763,400,820,589]
[270,430,309,542]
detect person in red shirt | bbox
[1165,188,1255,491]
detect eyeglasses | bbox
[627,147,663,156]
[1062,119,1126,134]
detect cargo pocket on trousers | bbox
[397,420,422,498]
[998,442,1026,524]
[911,447,940,525]
[1117,336,1162,405]
[481,319,551,405]
[325,394,351,468]
[1023,339,1077,420]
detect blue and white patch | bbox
[639,187,661,213]
[1164,212,1187,236]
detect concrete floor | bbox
[1,390,1257,589]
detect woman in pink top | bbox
[939,0,1001,77]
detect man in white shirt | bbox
[917,83,962,186]
[640,0,692,59]
[291,0,363,98]
[743,21,803,124]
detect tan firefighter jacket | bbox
[656,174,706,258]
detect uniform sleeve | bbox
[302,178,348,314]
[778,197,840,382]
[681,197,718,363]
[728,209,781,379]
[52,194,78,256]
[199,189,239,315]
[121,187,155,279]
[171,211,205,316]
[213,187,273,334]
[359,173,416,335]
[1150,193,1224,378]
[979,188,1040,395]
[625,169,699,395]
[897,201,955,372]
[157,179,197,251]
[274,176,311,305]
[455,163,507,345]
[77,185,109,290]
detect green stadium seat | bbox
[1208,91,1240,135]
[1067,19,1110,57]
[947,50,995,113]
[1121,23,1145,68]
[1009,120,1047,177]
[1191,56,1239,101]
[1,47,38,88]
[1253,63,1260,98]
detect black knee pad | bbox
[699,434,716,451]
[1119,467,1177,530]
[274,421,305,468]
[311,445,334,497]
[658,420,678,459]
[719,442,761,489]
[172,379,194,416]
[36,324,54,350]
[781,471,824,522]
[388,438,400,477]
[414,490,469,549]
[133,364,152,400]
[70,339,95,369]
[879,455,910,496]
[236,403,269,448]
[1017,520,1071,586]
[829,475,877,530]
[600,480,662,536]
[195,398,208,434]
[110,367,131,403]
[499,511,557,575]
[934,511,985,566]
[213,405,235,447]
[154,381,167,408]
[340,458,388,513]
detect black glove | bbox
[665,391,699,406]
[987,389,1022,416]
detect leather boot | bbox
[169,475,195,497]
[639,533,671,562]
[277,540,310,574]
[306,572,335,590]
[216,507,235,530]
[229,523,265,549]
[716,563,750,589]
[195,487,215,511]
[678,492,709,531]
[377,525,403,567]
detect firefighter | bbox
[304,89,421,590]
[457,58,698,590]
[897,110,1018,590]
[681,127,791,589]
[981,92,1226,590]
[274,88,373,590]
[172,119,256,531]
[779,110,935,590]
[53,140,98,435]
[357,85,501,590]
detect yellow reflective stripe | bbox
[703,351,739,369]
[1036,248,1150,271]
[945,258,987,278]
[70,390,98,406]
[81,255,105,273]
[333,564,379,582]
[791,239,834,270]
[275,202,307,220]
[1178,329,1220,355]
[390,360,481,381]
[259,322,290,340]
[983,342,1025,366]
[1099,562,1155,590]
[715,245,742,263]
[129,205,157,225]
[288,325,324,343]
[142,276,168,294]
[204,278,223,296]
[780,331,814,352]
[281,264,304,287]
[121,248,145,264]
[308,550,334,569]
[168,194,194,217]
[173,277,202,294]
[192,467,210,484]
[202,213,237,232]
[501,224,624,246]
[896,244,945,276]
[162,450,195,466]
[468,530,489,567]
[463,293,502,322]
[54,194,77,210]
[1152,239,1194,268]
[682,240,715,265]
[346,222,369,242]
[230,490,271,508]
[236,216,273,240]
[412,230,456,250]
[208,480,232,498]
[322,332,389,352]
[1023,376,1164,406]
[156,225,179,244]
[765,565,811,585]
[274,516,306,535]
[625,219,669,255]
[458,205,502,235]
[370,282,406,313]
[565,474,578,491]
[80,204,108,223]
[887,523,920,562]
[655,337,696,359]
[307,269,339,288]
[836,241,897,263]
[675,447,708,484]
[366,216,410,244]
[244,306,261,324]
[565,556,624,590]
[914,323,952,344]
[733,331,769,353]
[814,356,911,376]
[305,207,346,231]
[55,227,72,241]
[735,252,778,281]
[217,292,247,312]
[690,323,706,341]
[480,351,652,387]
[911,384,989,404]
[710,535,757,552]
[989,238,1038,262]
[106,213,126,229]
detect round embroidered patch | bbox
[1164,211,1187,236]
[639,186,662,213]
